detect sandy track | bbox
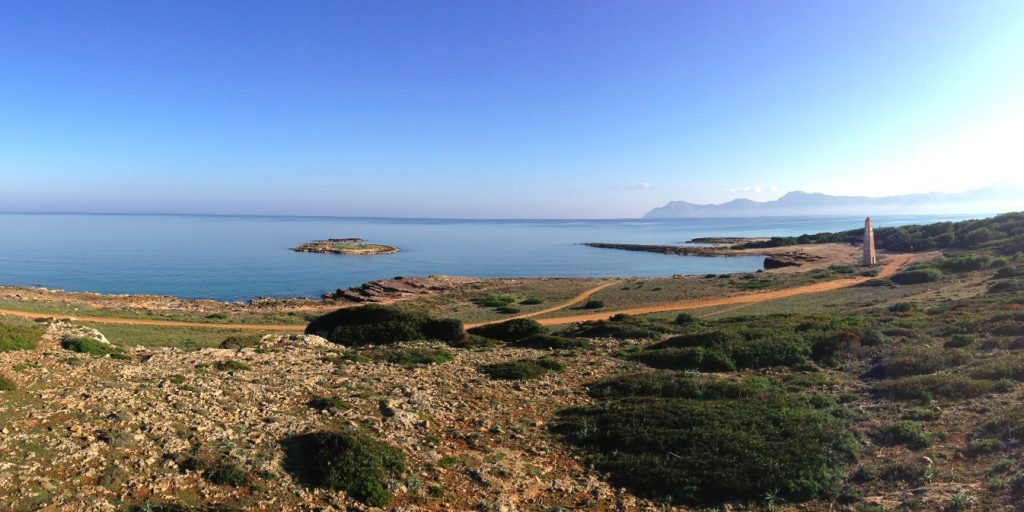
[464,281,620,329]
[0,254,913,332]
[0,308,304,331]
[533,253,915,326]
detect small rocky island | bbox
[291,238,399,255]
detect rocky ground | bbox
[0,326,650,511]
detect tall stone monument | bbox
[863,217,877,266]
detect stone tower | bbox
[863,217,877,266]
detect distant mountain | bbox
[643,187,1024,218]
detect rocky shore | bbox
[291,238,399,255]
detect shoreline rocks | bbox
[291,238,400,255]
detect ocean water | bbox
[0,213,982,301]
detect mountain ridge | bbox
[643,187,1024,218]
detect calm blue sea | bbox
[0,213,983,301]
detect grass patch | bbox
[0,375,16,391]
[875,420,933,449]
[479,358,564,380]
[204,462,252,487]
[873,374,998,402]
[553,373,858,505]
[561,314,671,340]
[0,320,43,352]
[364,347,455,366]
[891,269,944,285]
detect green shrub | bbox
[219,333,264,350]
[204,462,252,487]
[520,297,544,305]
[305,305,464,346]
[369,347,455,366]
[875,421,933,449]
[286,430,406,507]
[969,356,1024,381]
[473,293,517,307]
[468,318,547,342]
[966,438,1003,457]
[581,299,605,309]
[511,334,591,350]
[811,332,862,367]
[479,358,564,380]
[901,407,941,421]
[562,316,669,340]
[446,334,500,349]
[0,375,16,392]
[867,348,973,378]
[860,329,887,346]
[674,312,700,327]
[889,302,915,313]
[944,335,974,348]
[891,269,944,285]
[62,337,127,358]
[309,396,351,412]
[213,360,251,372]
[0,321,43,352]
[553,373,859,505]
[873,374,997,402]
[495,305,520,314]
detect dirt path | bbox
[0,307,304,331]
[464,280,620,329]
[0,254,914,332]
[533,253,915,326]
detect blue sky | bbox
[2,1,1024,218]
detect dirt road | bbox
[533,253,914,326]
[0,254,913,332]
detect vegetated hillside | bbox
[2,216,1024,510]
[742,211,1024,254]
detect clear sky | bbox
[2,1,1024,218]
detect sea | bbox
[0,212,986,301]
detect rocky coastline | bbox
[291,238,400,255]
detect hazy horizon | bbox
[3,1,1024,218]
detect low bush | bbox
[473,293,518,307]
[496,305,520,314]
[969,356,1024,381]
[0,375,16,392]
[889,302,915,313]
[213,360,251,372]
[891,269,944,285]
[873,374,997,402]
[581,299,605,309]
[511,334,591,350]
[944,335,975,348]
[309,396,351,412]
[553,373,859,505]
[284,430,406,507]
[0,321,43,352]
[468,318,547,342]
[305,305,465,346]
[62,337,129,359]
[446,334,500,349]
[204,462,252,487]
[562,315,670,340]
[520,297,544,305]
[875,421,933,449]
[368,347,455,366]
[867,348,973,379]
[219,333,264,350]
[479,358,564,380]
